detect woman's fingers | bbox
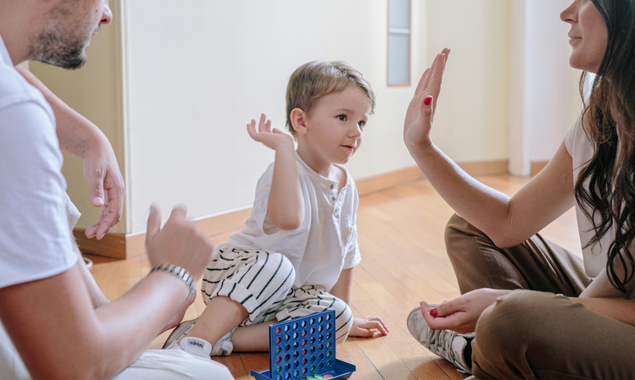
[415,68,430,95]
[428,51,449,108]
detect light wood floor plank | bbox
[86,175,581,380]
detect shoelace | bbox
[426,328,472,374]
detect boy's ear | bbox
[290,108,308,136]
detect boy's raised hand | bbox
[403,48,450,151]
[247,113,294,150]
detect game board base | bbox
[251,359,356,380]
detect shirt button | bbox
[331,196,336,201]
[330,184,335,190]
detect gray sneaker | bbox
[407,305,474,374]
[163,318,235,357]
[163,319,197,349]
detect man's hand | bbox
[420,288,511,334]
[145,205,214,282]
[14,65,125,240]
[349,316,389,338]
[83,140,125,239]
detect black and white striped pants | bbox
[201,246,354,343]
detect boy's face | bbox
[303,86,371,166]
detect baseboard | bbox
[77,160,509,259]
[457,160,509,176]
[530,161,549,176]
[356,166,424,196]
[74,229,127,260]
[74,207,253,259]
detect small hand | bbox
[145,205,215,282]
[420,288,510,334]
[349,316,389,338]
[83,141,125,240]
[403,48,450,150]
[247,113,294,151]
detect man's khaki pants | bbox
[445,214,635,379]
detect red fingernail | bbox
[430,308,438,317]
[424,96,433,106]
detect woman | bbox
[404,0,635,378]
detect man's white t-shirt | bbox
[223,152,362,292]
[0,35,77,289]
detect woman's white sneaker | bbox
[407,305,474,374]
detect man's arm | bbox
[72,240,110,308]
[0,206,215,379]
[15,65,125,240]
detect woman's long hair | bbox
[576,0,635,293]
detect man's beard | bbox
[28,25,99,70]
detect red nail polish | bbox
[430,308,438,317]
[424,96,433,106]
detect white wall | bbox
[121,0,513,233]
[31,0,527,235]
[509,0,582,176]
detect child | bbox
[164,61,389,358]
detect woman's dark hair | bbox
[576,0,635,293]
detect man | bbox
[0,1,233,378]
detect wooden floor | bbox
[87,175,581,380]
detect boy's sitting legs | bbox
[171,285,356,355]
[165,247,295,356]
[231,285,354,352]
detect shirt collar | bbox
[295,151,350,189]
[0,34,13,68]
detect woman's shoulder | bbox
[564,113,590,156]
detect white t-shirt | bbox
[564,114,614,278]
[565,114,635,298]
[223,152,362,291]
[0,35,77,289]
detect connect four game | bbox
[251,309,356,380]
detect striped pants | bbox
[201,246,354,343]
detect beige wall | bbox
[30,0,125,233]
[32,0,528,235]
[425,0,511,162]
[508,0,582,176]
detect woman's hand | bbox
[349,316,389,338]
[420,288,510,334]
[247,113,294,151]
[403,48,450,151]
[145,205,214,281]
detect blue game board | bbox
[251,309,356,380]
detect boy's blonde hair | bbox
[286,61,376,137]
